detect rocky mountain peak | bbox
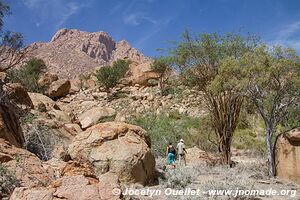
[27,28,151,79]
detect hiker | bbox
[166,142,176,168]
[177,139,187,166]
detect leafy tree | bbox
[243,45,300,176]
[96,59,131,90]
[0,1,26,72]
[169,31,259,165]
[151,57,172,95]
[8,58,46,93]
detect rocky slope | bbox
[27,29,151,79]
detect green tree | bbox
[151,57,172,96]
[96,59,131,91]
[0,1,26,71]
[243,45,300,176]
[169,31,259,165]
[8,58,47,93]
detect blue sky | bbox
[3,0,300,57]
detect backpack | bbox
[168,146,176,154]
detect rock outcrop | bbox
[0,84,30,147]
[275,127,300,184]
[29,92,59,111]
[10,173,121,200]
[38,72,59,87]
[6,83,33,110]
[68,122,155,185]
[0,138,54,187]
[48,79,71,98]
[78,106,116,129]
[125,61,160,86]
[27,29,152,80]
[0,105,24,147]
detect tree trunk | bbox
[219,135,232,166]
[266,126,275,177]
[159,76,164,96]
[209,94,243,167]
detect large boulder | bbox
[0,138,54,187]
[0,83,32,147]
[48,79,71,98]
[10,173,122,200]
[275,127,300,184]
[6,83,33,109]
[68,122,155,185]
[29,92,59,111]
[186,147,221,166]
[38,72,59,87]
[78,107,116,129]
[70,78,81,94]
[123,61,159,86]
[48,109,72,123]
[0,105,24,147]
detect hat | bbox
[180,139,184,142]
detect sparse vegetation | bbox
[0,163,20,199]
[24,124,63,161]
[151,57,172,96]
[96,59,131,90]
[79,73,92,90]
[8,58,46,93]
[128,112,200,157]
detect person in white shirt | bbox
[177,139,187,166]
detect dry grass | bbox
[130,157,298,200]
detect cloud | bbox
[22,0,42,9]
[55,2,81,29]
[268,20,300,51]
[22,0,88,30]
[109,2,125,15]
[124,12,159,26]
[277,21,300,39]
[134,29,159,48]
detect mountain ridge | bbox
[26,28,152,79]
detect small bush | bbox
[8,58,46,93]
[79,73,91,90]
[24,124,62,161]
[160,77,185,101]
[163,167,193,189]
[96,59,131,90]
[0,163,20,199]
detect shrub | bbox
[163,77,185,100]
[96,59,131,90]
[8,58,46,93]
[0,163,20,199]
[233,128,266,156]
[24,124,63,161]
[162,167,193,189]
[79,73,91,90]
